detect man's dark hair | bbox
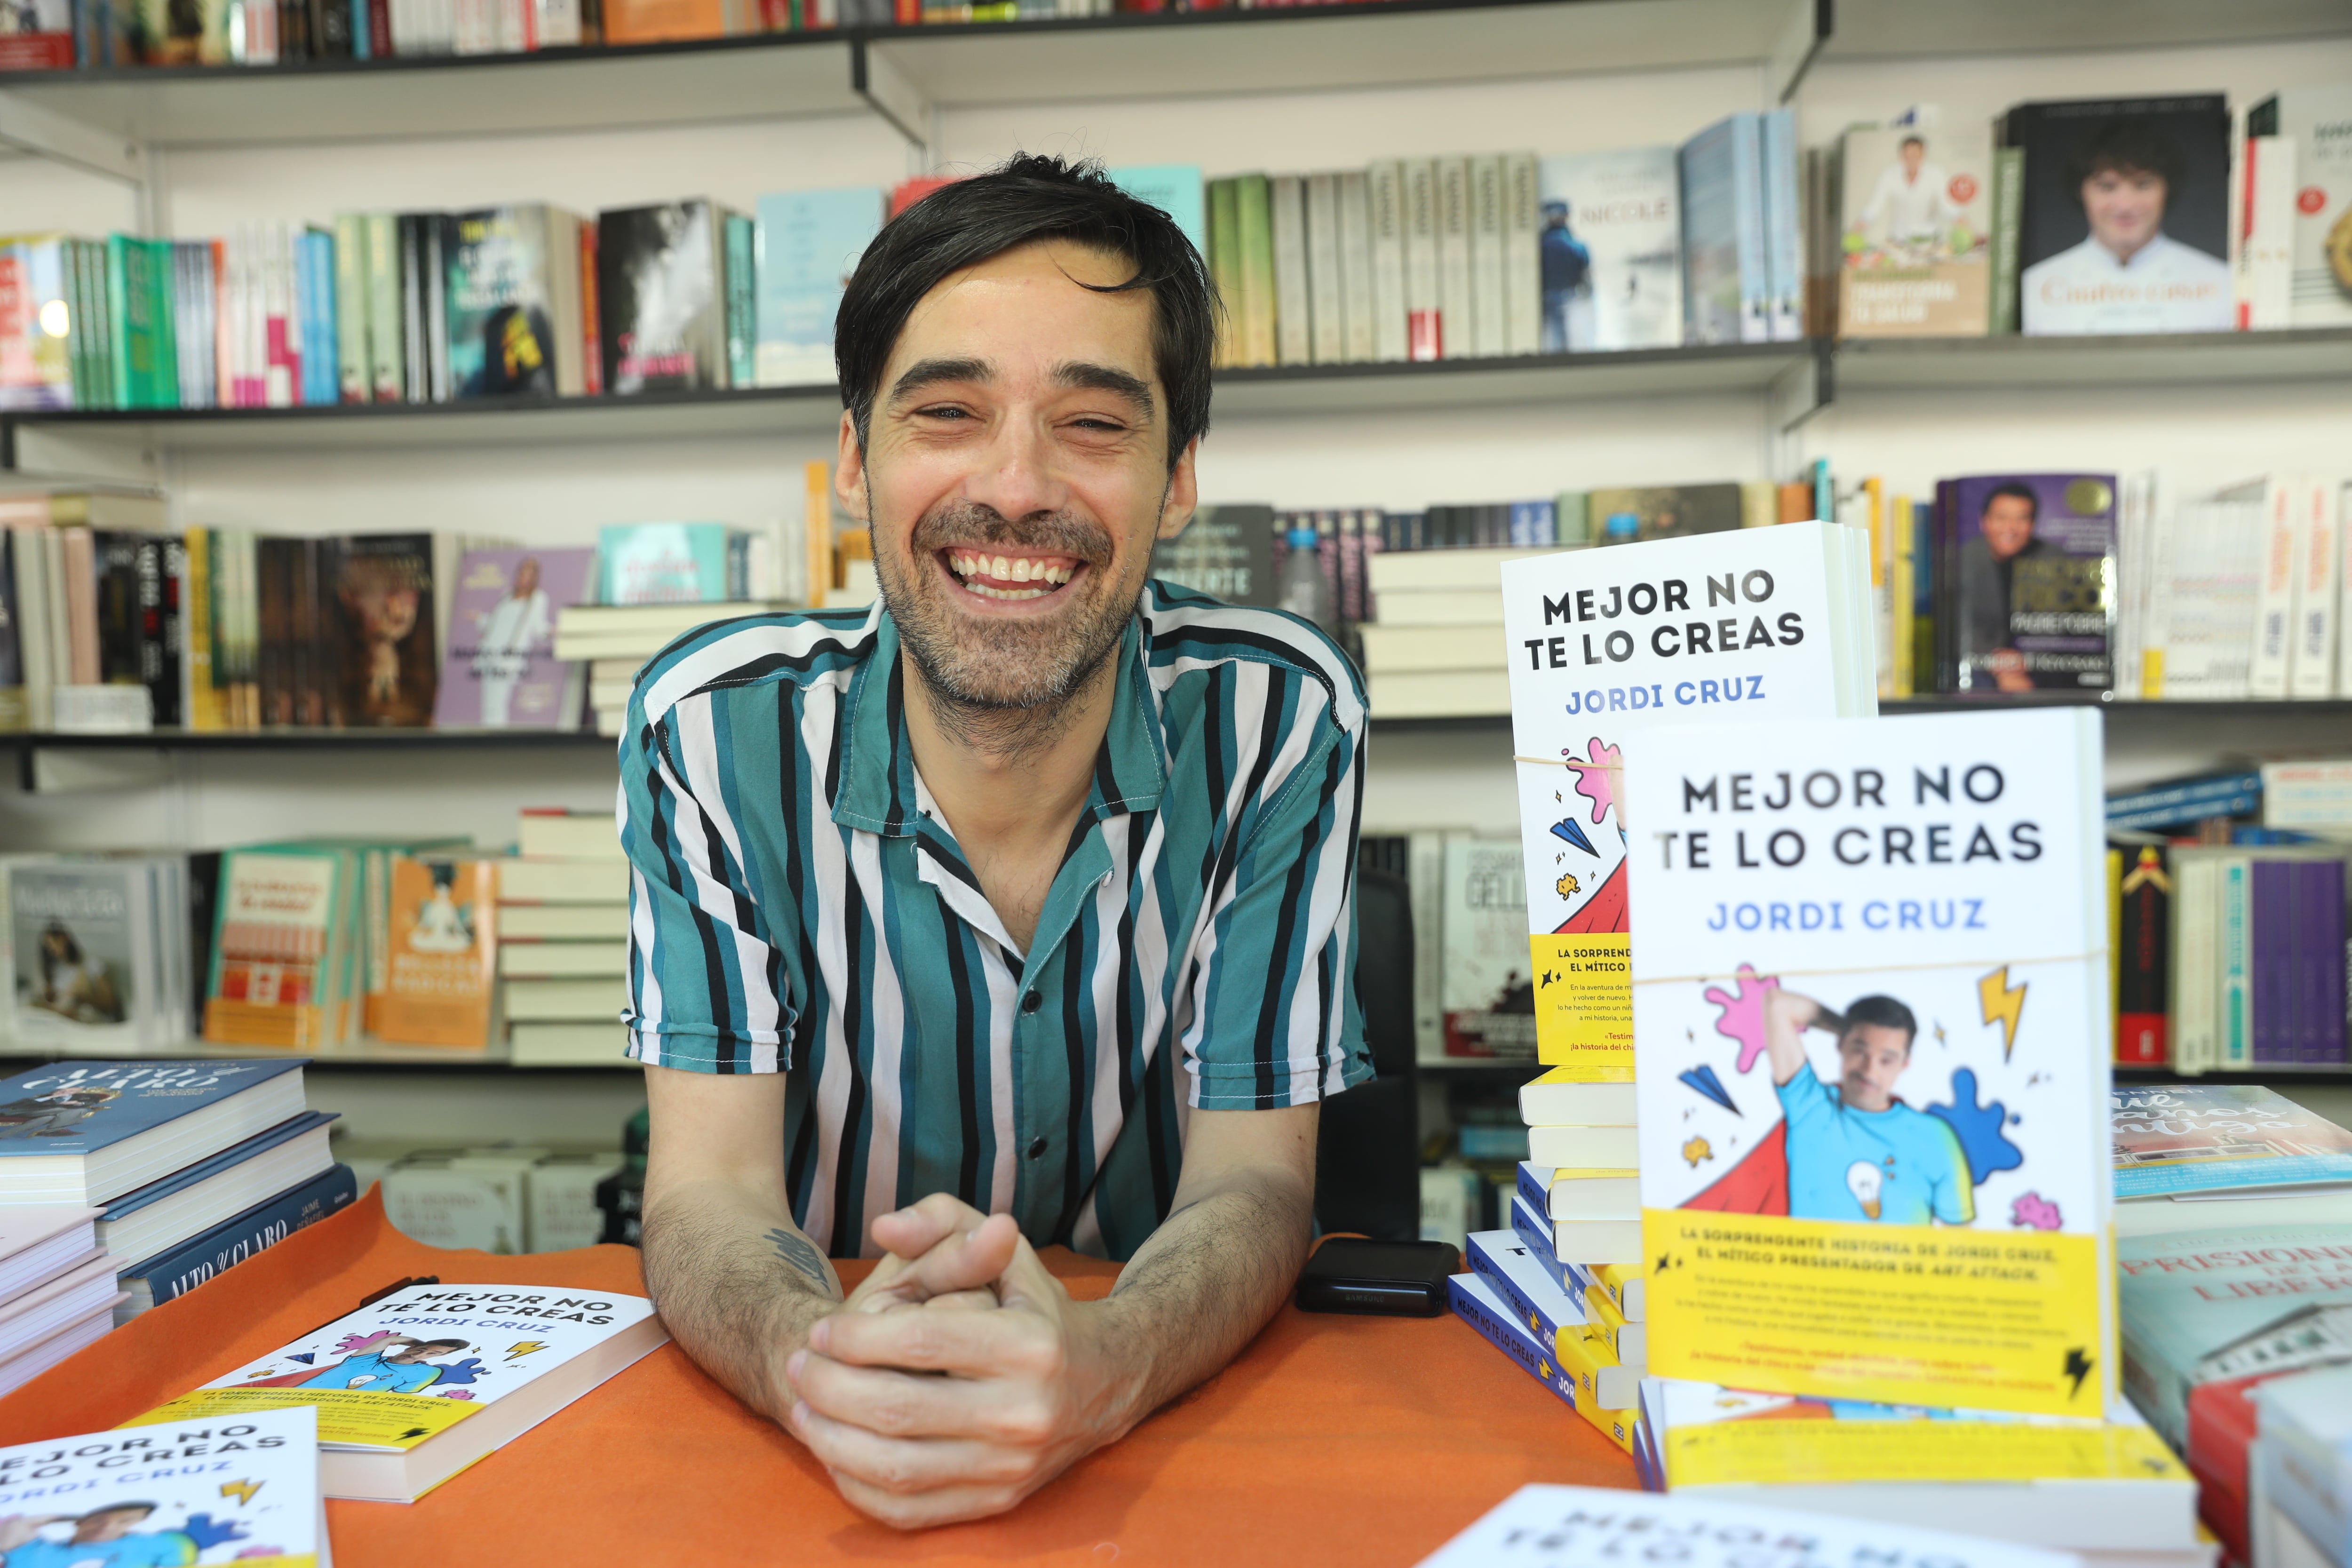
[81,1503,157,1518]
[1843,995,1917,1048]
[2066,117,2184,199]
[1980,481,2039,523]
[415,1338,470,1351]
[1899,134,1925,151]
[834,153,1216,471]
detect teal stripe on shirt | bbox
[618,582,1371,1262]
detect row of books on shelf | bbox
[0,492,819,734]
[5,0,1320,70]
[2,805,638,1066]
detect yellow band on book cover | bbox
[1641,1209,2104,1417]
[1550,1168,1638,1183]
[1548,1322,1633,1411]
[1663,1416,2186,1488]
[1529,933,1632,1080]
[124,1387,480,1450]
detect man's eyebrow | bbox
[1053,361,1155,421]
[887,357,994,404]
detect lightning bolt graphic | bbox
[1978,966,2027,1060]
[505,1340,549,1362]
[220,1479,261,1507]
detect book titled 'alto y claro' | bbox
[1626,705,2114,1417]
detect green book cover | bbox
[1207,178,1240,365]
[1988,145,2023,337]
[1234,173,1275,368]
[724,211,755,391]
[142,238,179,408]
[365,212,403,404]
[103,236,136,409]
[334,213,368,403]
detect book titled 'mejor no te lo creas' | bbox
[1500,520,1875,1082]
[127,1283,667,1502]
[1626,706,2114,1418]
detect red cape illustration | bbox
[1682,1122,1790,1215]
[1550,858,1630,935]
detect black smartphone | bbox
[1295,1237,1461,1317]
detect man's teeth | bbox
[946,551,1075,587]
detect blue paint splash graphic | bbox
[1549,816,1596,856]
[1678,1063,1740,1116]
[1925,1067,2024,1186]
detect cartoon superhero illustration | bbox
[236,1332,482,1396]
[0,1503,246,1568]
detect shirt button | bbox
[1026,1137,1048,1160]
[1020,991,1042,1015]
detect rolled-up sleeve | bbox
[618,686,793,1074]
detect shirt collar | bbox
[832,609,1167,841]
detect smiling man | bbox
[2021,116,2231,334]
[618,156,1369,1529]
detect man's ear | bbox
[834,412,869,522]
[1157,437,1201,541]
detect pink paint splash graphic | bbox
[334,1331,396,1355]
[2010,1192,2063,1231]
[1569,737,1623,826]
[1702,964,1780,1074]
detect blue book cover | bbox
[126,1162,358,1305]
[1761,107,1802,341]
[597,522,734,605]
[2112,1083,2352,1197]
[1108,165,1206,255]
[0,1059,304,1159]
[1447,1270,1582,1414]
[752,186,884,389]
[1509,1191,1574,1293]
[1677,112,1767,346]
[101,1110,337,1220]
[1466,1228,1586,1347]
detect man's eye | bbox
[1069,417,1125,432]
[915,405,971,421]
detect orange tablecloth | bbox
[0,1192,1635,1565]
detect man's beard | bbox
[874,497,1143,756]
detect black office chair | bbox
[1313,866,1420,1241]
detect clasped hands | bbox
[778,1194,1129,1530]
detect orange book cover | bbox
[372,856,498,1049]
[600,0,729,43]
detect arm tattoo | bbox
[764,1227,828,1286]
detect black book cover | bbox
[257,537,293,727]
[310,0,350,55]
[133,538,165,720]
[187,848,221,1028]
[2115,843,2170,1066]
[157,535,183,727]
[277,0,311,58]
[290,539,319,727]
[93,532,142,687]
[596,202,724,394]
[0,530,19,693]
[1155,503,1277,606]
[329,533,436,727]
[400,216,429,403]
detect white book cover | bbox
[0,1406,325,1568]
[1502,522,1865,1082]
[1469,154,1508,357]
[1438,835,1535,1059]
[1367,160,1410,362]
[1627,707,2114,1419]
[1336,170,1376,363]
[1415,1483,2077,1568]
[1436,157,1473,359]
[2159,489,2263,700]
[135,1283,660,1455]
[2238,136,2298,328]
[1538,146,1682,352]
[2293,476,2340,699]
[1502,152,1541,355]
[2255,84,2352,327]
[2250,475,2308,699]
[1304,172,1344,365]
[1270,175,1311,367]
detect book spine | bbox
[183,527,220,731]
[2315,860,2347,1063]
[1234,174,1275,369]
[333,215,368,402]
[2293,477,2339,698]
[1205,177,1238,367]
[1988,144,2023,337]
[1507,1192,1572,1294]
[424,217,450,402]
[1270,174,1311,367]
[723,212,755,391]
[132,1165,359,1302]
[2251,477,2302,699]
[2249,859,2288,1063]
[1468,153,1505,358]
[1502,151,1540,356]
[1762,106,1803,342]
[399,215,427,401]
[2237,135,2296,330]
[1733,113,1769,344]
[103,235,135,408]
[1445,1274,1579,1415]
[2220,857,2251,1068]
[1303,171,1343,365]
[579,219,603,397]
[1434,156,1471,360]
[2170,857,2214,1074]
[133,536,166,716]
[1367,160,1408,362]
[1337,169,1375,364]
[1464,1232,1573,1345]
[2115,848,2170,1066]
[1402,158,1441,361]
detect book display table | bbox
[0,1192,1632,1565]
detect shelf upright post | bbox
[1768,0,1832,104]
[1767,338,1833,478]
[851,38,934,162]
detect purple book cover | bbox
[2249,860,2292,1065]
[430,547,596,730]
[1942,472,2115,695]
[2308,861,2347,1064]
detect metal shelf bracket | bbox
[851,40,932,157]
[1769,0,1831,103]
[0,89,146,185]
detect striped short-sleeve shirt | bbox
[618,581,1372,1261]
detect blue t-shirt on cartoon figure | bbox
[1778,1063,1974,1226]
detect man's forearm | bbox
[1080,1164,1315,1439]
[640,1177,842,1422]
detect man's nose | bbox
[960,414,1070,523]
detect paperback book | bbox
[2112,1083,2352,1197]
[1837,121,1993,336]
[1536,148,1682,352]
[129,1281,667,1502]
[1938,472,2116,694]
[1501,520,1872,1080]
[0,1405,326,1568]
[1627,706,2114,1417]
[597,201,730,393]
[752,186,884,388]
[366,856,498,1048]
[432,547,594,729]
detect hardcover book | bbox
[130,1281,666,1502]
[1501,521,1871,1080]
[1627,707,2113,1417]
[328,533,437,727]
[432,547,595,729]
[0,1059,308,1207]
[1152,504,1277,607]
[2248,85,2352,327]
[1938,472,2116,694]
[0,1406,324,1568]
[2112,1084,2352,1198]
[120,1162,356,1319]
[1537,147,1682,352]
[596,201,729,394]
[1837,121,1993,337]
[752,186,884,388]
[2006,95,2233,335]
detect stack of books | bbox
[2252,1365,2352,1568]
[499,808,630,1065]
[0,1060,353,1345]
[0,1205,115,1395]
[380,1144,620,1253]
[554,596,787,738]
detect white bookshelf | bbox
[3,1,2352,1137]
